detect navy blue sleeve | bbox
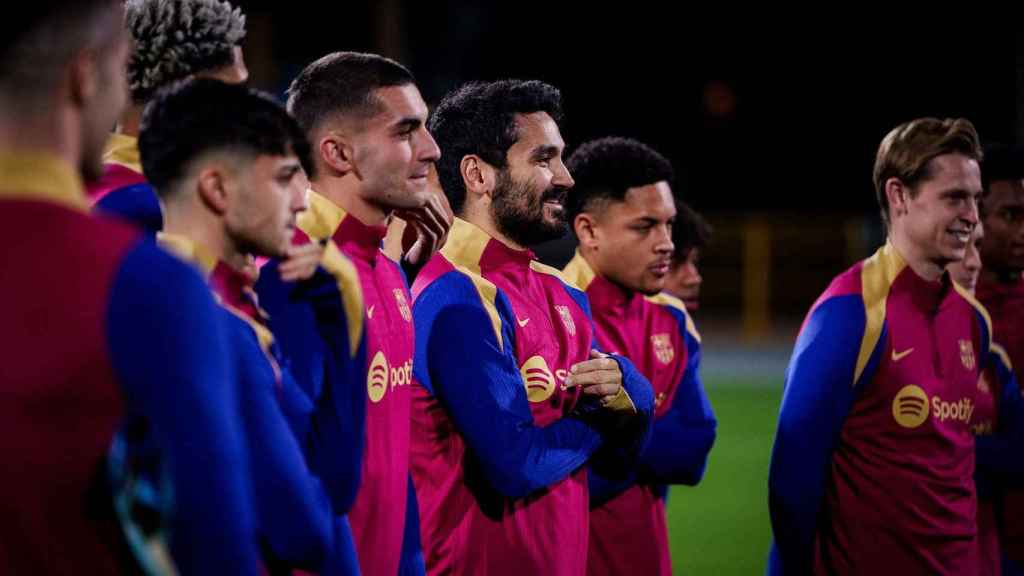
[93,183,163,234]
[227,316,333,570]
[580,352,656,481]
[587,467,636,508]
[397,474,425,576]
[976,347,1024,483]
[106,241,257,575]
[639,317,717,485]
[322,515,360,576]
[414,273,605,500]
[256,262,366,514]
[588,313,715,506]
[767,294,870,576]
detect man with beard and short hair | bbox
[408,79,655,576]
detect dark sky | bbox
[237,2,1022,216]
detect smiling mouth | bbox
[948,228,972,244]
[542,198,565,217]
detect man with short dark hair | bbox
[259,51,447,576]
[140,77,367,573]
[0,2,256,572]
[561,136,716,576]
[664,201,712,310]
[410,80,655,576]
[974,144,1024,573]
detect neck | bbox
[162,199,248,272]
[889,224,944,282]
[312,175,390,226]
[461,199,525,251]
[579,248,608,281]
[581,248,636,297]
[116,104,142,137]
[0,100,78,169]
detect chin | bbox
[946,249,967,264]
[638,279,666,296]
[399,189,431,210]
[542,218,568,235]
[256,239,286,260]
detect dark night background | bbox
[154,8,1024,571]
[235,3,1024,322]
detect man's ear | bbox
[318,130,357,178]
[461,154,497,204]
[196,166,231,215]
[575,212,600,250]
[886,177,909,219]
[68,48,99,106]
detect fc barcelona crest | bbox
[555,305,576,336]
[651,333,674,365]
[959,339,975,370]
[394,289,412,323]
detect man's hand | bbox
[278,242,325,282]
[394,192,453,266]
[565,349,624,406]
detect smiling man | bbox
[768,117,1001,575]
[410,80,655,576]
[257,51,448,576]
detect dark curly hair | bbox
[564,136,674,235]
[429,79,564,214]
[671,201,712,265]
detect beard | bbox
[491,168,568,247]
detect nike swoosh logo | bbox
[517,317,529,327]
[892,347,914,362]
[367,305,375,319]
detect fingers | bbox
[582,384,621,399]
[568,356,619,376]
[398,195,452,265]
[413,196,450,244]
[279,243,324,282]
[564,366,619,389]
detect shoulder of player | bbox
[413,262,504,313]
[951,280,994,352]
[644,292,701,344]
